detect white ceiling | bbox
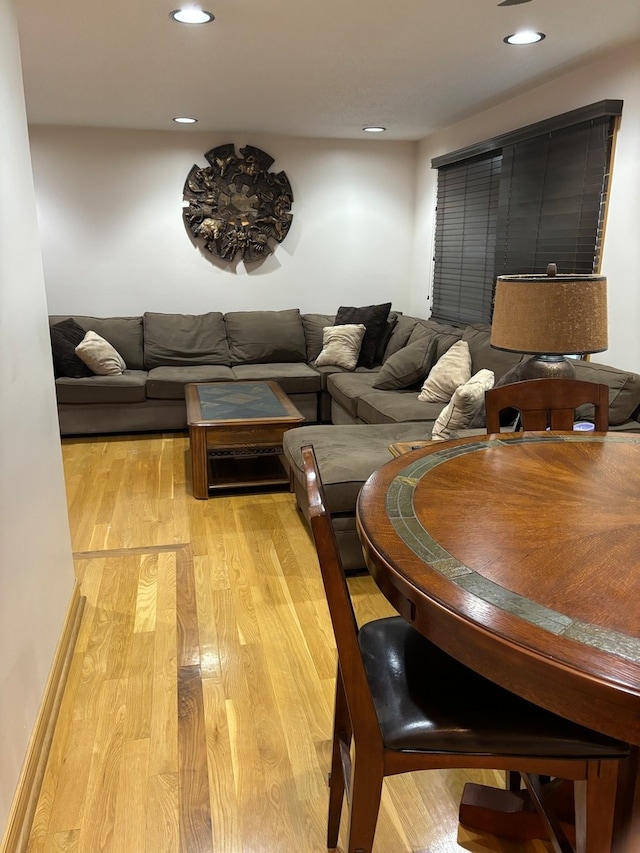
[15,0,640,141]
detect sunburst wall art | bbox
[182,143,294,264]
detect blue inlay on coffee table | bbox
[197,382,288,420]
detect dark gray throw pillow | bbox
[334,302,392,369]
[50,318,93,378]
[374,312,399,364]
[373,335,437,390]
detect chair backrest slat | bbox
[485,378,609,434]
[302,444,380,734]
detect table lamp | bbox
[490,263,608,379]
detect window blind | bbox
[430,101,621,325]
[432,154,500,325]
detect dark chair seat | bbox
[361,616,626,758]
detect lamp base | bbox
[519,355,577,380]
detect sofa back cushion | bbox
[302,313,335,362]
[462,323,524,379]
[225,309,307,364]
[50,315,144,370]
[411,320,463,361]
[143,312,230,369]
[574,360,640,425]
[382,315,420,360]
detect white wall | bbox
[28,128,417,317]
[412,39,640,372]
[0,0,75,832]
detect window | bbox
[430,100,621,326]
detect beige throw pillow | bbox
[315,324,366,371]
[418,340,471,403]
[431,369,495,441]
[75,330,126,375]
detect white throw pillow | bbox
[315,324,366,371]
[75,330,126,375]
[418,340,471,403]
[431,369,495,441]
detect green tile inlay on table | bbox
[386,433,640,663]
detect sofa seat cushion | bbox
[313,363,379,391]
[50,315,144,370]
[574,360,640,425]
[55,370,148,404]
[327,372,381,419]
[225,309,307,364]
[283,422,434,515]
[146,365,234,399]
[144,312,230,368]
[230,363,322,395]
[356,390,443,425]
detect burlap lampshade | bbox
[491,267,608,378]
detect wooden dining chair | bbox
[485,377,609,434]
[301,443,628,853]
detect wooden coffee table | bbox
[185,381,304,498]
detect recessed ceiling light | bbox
[170,7,214,24]
[504,30,545,45]
[173,116,198,124]
[363,126,386,133]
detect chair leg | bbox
[346,754,384,853]
[327,672,350,849]
[574,760,619,853]
[507,770,522,791]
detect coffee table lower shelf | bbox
[207,447,289,492]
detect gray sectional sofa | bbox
[49,308,640,571]
[50,309,337,435]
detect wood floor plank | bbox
[209,588,246,699]
[75,678,127,852]
[112,737,150,853]
[200,679,239,853]
[149,551,178,778]
[43,717,99,838]
[145,773,179,853]
[176,548,200,669]
[177,666,212,852]
[124,630,155,741]
[133,553,158,633]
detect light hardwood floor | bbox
[26,433,552,852]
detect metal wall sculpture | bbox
[182,144,294,263]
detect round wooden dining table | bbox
[356,431,640,849]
